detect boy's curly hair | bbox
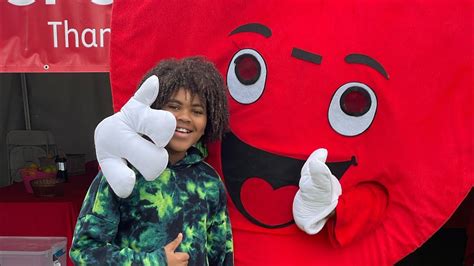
[140,57,229,143]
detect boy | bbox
[70,57,233,265]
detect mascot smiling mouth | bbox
[221,132,357,228]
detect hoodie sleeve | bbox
[69,172,167,266]
[206,179,234,266]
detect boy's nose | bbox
[176,109,191,122]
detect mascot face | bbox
[221,22,390,228]
[110,1,472,264]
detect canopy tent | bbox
[0,1,113,186]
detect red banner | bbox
[0,0,112,72]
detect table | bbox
[0,171,96,266]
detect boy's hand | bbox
[293,148,342,234]
[164,233,190,266]
[94,75,176,198]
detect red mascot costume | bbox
[106,1,473,265]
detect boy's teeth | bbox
[176,127,191,133]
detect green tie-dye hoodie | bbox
[70,147,233,265]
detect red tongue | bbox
[240,177,298,226]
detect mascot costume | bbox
[95,1,473,265]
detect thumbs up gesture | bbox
[164,233,190,266]
[293,148,342,234]
[94,75,176,198]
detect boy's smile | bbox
[163,88,207,164]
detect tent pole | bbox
[20,73,31,130]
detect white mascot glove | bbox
[94,75,176,198]
[293,148,342,234]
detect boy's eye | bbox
[166,104,180,110]
[193,109,204,115]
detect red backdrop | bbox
[0,0,111,72]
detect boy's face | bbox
[163,88,207,162]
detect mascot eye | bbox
[328,82,377,136]
[235,54,261,85]
[227,49,267,104]
[340,86,371,116]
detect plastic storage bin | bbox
[0,236,67,266]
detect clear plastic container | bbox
[0,236,67,266]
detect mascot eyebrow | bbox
[229,23,272,38]
[229,23,323,64]
[345,54,390,79]
[229,23,389,80]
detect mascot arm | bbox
[94,75,176,198]
[293,149,388,246]
[327,182,388,247]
